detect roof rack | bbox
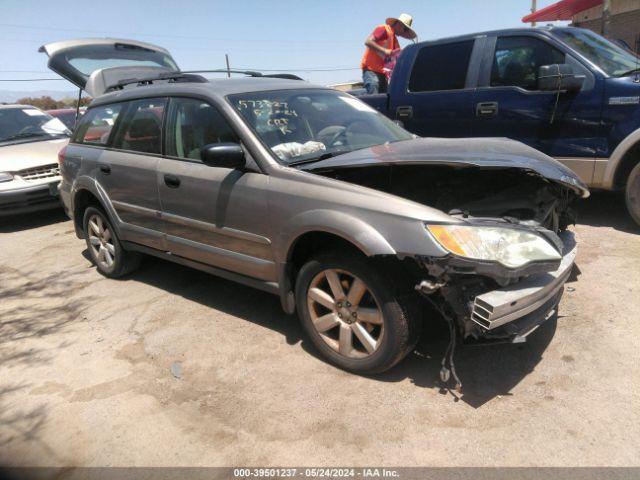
[105,69,303,92]
[106,71,208,92]
[181,69,303,80]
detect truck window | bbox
[408,40,474,92]
[491,36,565,90]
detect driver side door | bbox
[157,97,276,281]
[472,34,604,184]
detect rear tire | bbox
[295,252,421,374]
[83,206,141,278]
[626,162,640,227]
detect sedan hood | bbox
[0,138,68,172]
[301,137,590,198]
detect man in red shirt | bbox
[361,13,417,94]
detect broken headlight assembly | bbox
[426,224,561,269]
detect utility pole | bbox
[531,0,537,27]
[225,54,231,78]
[602,0,611,37]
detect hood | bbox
[0,138,68,172]
[300,137,590,198]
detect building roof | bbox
[522,0,602,22]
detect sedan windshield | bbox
[554,29,639,76]
[228,89,413,164]
[0,107,70,144]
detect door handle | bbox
[99,164,111,175]
[164,174,181,189]
[476,102,499,117]
[396,105,413,120]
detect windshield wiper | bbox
[616,67,640,77]
[287,151,343,166]
[1,132,52,142]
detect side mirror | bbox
[538,64,584,92]
[200,143,246,169]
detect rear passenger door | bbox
[99,98,167,249]
[72,99,165,249]
[157,97,275,281]
[389,39,480,137]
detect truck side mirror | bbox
[200,143,246,169]
[538,64,584,93]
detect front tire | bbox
[83,206,140,278]
[625,162,640,226]
[295,252,421,374]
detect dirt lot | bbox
[1,192,639,467]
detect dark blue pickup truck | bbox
[359,26,640,225]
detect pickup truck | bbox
[358,26,640,226]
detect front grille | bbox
[18,163,60,181]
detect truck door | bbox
[472,34,604,185]
[389,38,481,137]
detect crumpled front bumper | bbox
[470,230,576,339]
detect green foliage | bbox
[15,95,91,110]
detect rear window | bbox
[408,40,474,92]
[73,104,122,145]
[112,98,166,154]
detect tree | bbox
[16,95,63,110]
[16,94,92,111]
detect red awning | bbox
[522,0,602,22]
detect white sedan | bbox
[0,104,70,217]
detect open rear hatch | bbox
[39,38,179,97]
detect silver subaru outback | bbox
[42,39,588,380]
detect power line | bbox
[0,78,64,82]
[0,23,354,45]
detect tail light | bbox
[58,145,67,167]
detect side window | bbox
[491,36,566,90]
[166,98,238,160]
[408,40,474,92]
[112,98,166,154]
[73,104,122,145]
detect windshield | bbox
[554,29,639,76]
[0,107,70,144]
[228,89,413,164]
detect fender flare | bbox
[276,209,396,314]
[278,209,396,264]
[603,126,640,190]
[71,176,122,237]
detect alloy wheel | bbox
[87,213,115,270]
[306,268,384,359]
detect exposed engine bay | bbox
[312,164,576,233]
[310,162,580,391]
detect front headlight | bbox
[426,224,561,269]
[0,172,13,183]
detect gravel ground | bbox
[1,192,639,467]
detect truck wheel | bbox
[626,162,640,226]
[83,206,141,278]
[295,252,421,374]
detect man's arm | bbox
[365,30,392,59]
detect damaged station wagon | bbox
[42,39,589,383]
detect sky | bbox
[0,0,567,93]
